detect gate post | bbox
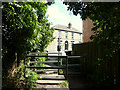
[58,56,60,75]
[60,53,62,65]
[66,56,68,80]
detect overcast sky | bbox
[46,0,83,32]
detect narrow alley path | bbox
[32,56,94,90]
[33,57,69,89]
[68,74,94,89]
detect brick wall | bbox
[83,18,94,42]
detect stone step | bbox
[30,61,59,63]
[36,80,65,84]
[36,69,58,72]
[38,74,66,80]
[27,66,65,69]
[34,84,69,89]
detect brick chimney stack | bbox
[68,22,72,29]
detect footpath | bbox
[33,57,69,89]
[33,57,93,90]
[68,74,94,90]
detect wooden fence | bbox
[72,42,120,88]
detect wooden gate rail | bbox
[24,55,68,79]
[28,52,62,55]
[26,55,66,58]
[27,66,65,69]
[24,53,85,87]
[30,61,58,63]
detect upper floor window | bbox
[80,34,81,40]
[72,32,74,39]
[59,31,61,38]
[65,31,68,39]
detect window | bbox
[79,34,81,40]
[59,31,61,38]
[65,41,68,50]
[65,31,68,39]
[72,32,74,39]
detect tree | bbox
[63,1,120,58]
[2,2,54,88]
[63,1,120,88]
[2,1,54,65]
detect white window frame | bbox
[65,31,68,39]
[59,31,61,38]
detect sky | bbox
[46,0,83,32]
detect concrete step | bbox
[38,74,66,80]
[45,71,58,74]
[36,80,65,84]
[34,84,69,89]
[36,69,58,72]
[30,61,59,63]
[27,66,65,69]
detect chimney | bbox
[68,23,72,29]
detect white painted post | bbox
[60,53,62,65]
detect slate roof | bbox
[53,24,82,34]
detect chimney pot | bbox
[68,23,72,29]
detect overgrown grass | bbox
[23,57,48,89]
[60,80,69,87]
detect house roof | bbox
[53,24,82,34]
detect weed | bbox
[60,80,69,87]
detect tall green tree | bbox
[2,1,54,78]
[63,2,120,58]
[63,1,120,88]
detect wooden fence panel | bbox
[72,42,119,88]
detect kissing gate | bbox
[24,52,84,86]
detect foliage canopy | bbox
[63,2,120,58]
[2,2,54,70]
[63,2,120,87]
